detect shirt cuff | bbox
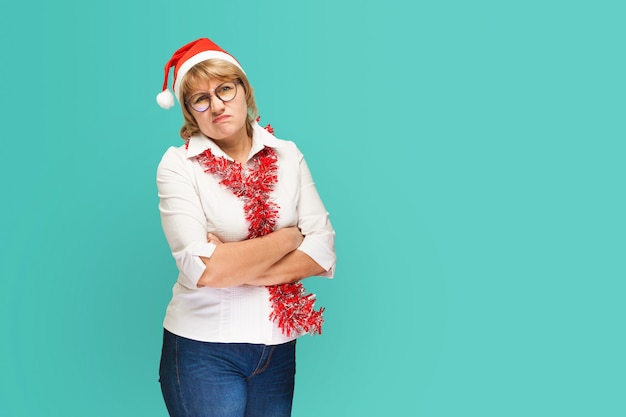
[173,241,217,287]
[297,233,336,278]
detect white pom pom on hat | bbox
[156,37,244,109]
[156,89,175,109]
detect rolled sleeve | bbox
[298,232,336,277]
[172,241,217,288]
[296,151,336,278]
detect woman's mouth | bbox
[212,115,230,123]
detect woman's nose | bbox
[210,95,225,113]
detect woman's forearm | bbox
[197,227,303,288]
[245,250,326,286]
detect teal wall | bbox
[1,1,624,415]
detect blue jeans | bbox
[159,329,296,417]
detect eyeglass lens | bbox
[187,81,238,112]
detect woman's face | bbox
[187,78,248,142]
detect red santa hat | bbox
[156,38,244,109]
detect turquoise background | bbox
[1,0,624,415]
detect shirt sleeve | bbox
[295,150,337,278]
[157,147,216,289]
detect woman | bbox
[155,38,336,417]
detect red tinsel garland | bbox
[196,123,324,336]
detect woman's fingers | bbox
[207,232,223,244]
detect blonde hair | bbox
[178,59,258,140]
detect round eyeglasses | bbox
[185,80,240,112]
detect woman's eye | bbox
[194,94,210,104]
[220,86,232,93]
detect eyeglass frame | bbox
[184,79,241,113]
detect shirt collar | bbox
[185,121,284,160]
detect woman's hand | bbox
[280,226,305,249]
[207,232,223,245]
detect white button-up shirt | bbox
[157,122,336,344]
